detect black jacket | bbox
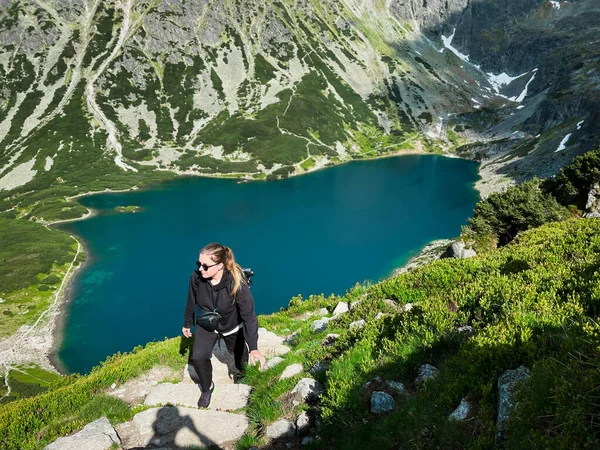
[183,269,259,351]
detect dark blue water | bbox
[57,155,479,374]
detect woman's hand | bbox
[182,327,192,338]
[249,349,266,371]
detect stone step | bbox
[44,417,119,450]
[115,406,248,449]
[145,382,252,411]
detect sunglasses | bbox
[196,260,220,271]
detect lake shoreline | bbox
[1,150,480,377]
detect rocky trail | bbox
[43,328,291,450]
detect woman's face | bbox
[198,253,222,278]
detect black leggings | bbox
[191,325,249,391]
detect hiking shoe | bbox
[198,383,214,408]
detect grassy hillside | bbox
[1,217,599,449]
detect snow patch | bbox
[577,120,585,130]
[555,133,572,152]
[440,29,476,66]
[511,71,537,102]
[0,157,37,191]
[486,71,528,93]
[549,1,560,9]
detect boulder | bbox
[449,398,471,421]
[310,317,331,333]
[280,363,304,380]
[415,364,439,387]
[349,319,365,330]
[403,303,413,312]
[497,366,531,440]
[374,312,385,320]
[583,183,600,218]
[44,417,120,450]
[333,301,349,315]
[115,406,248,449]
[291,378,323,403]
[265,419,295,439]
[370,391,395,413]
[450,241,477,259]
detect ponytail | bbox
[223,246,246,300]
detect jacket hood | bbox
[204,269,233,291]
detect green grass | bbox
[0,219,76,293]
[0,365,61,405]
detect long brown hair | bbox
[200,243,246,299]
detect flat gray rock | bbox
[280,363,303,380]
[265,419,295,439]
[264,356,285,370]
[107,366,178,406]
[116,406,248,449]
[44,417,120,450]
[258,327,291,357]
[145,382,251,411]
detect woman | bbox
[182,243,265,408]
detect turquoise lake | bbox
[57,155,480,374]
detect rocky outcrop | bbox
[450,241,477,259]
[583,183,600,218]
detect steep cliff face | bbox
[0,0,598,210]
